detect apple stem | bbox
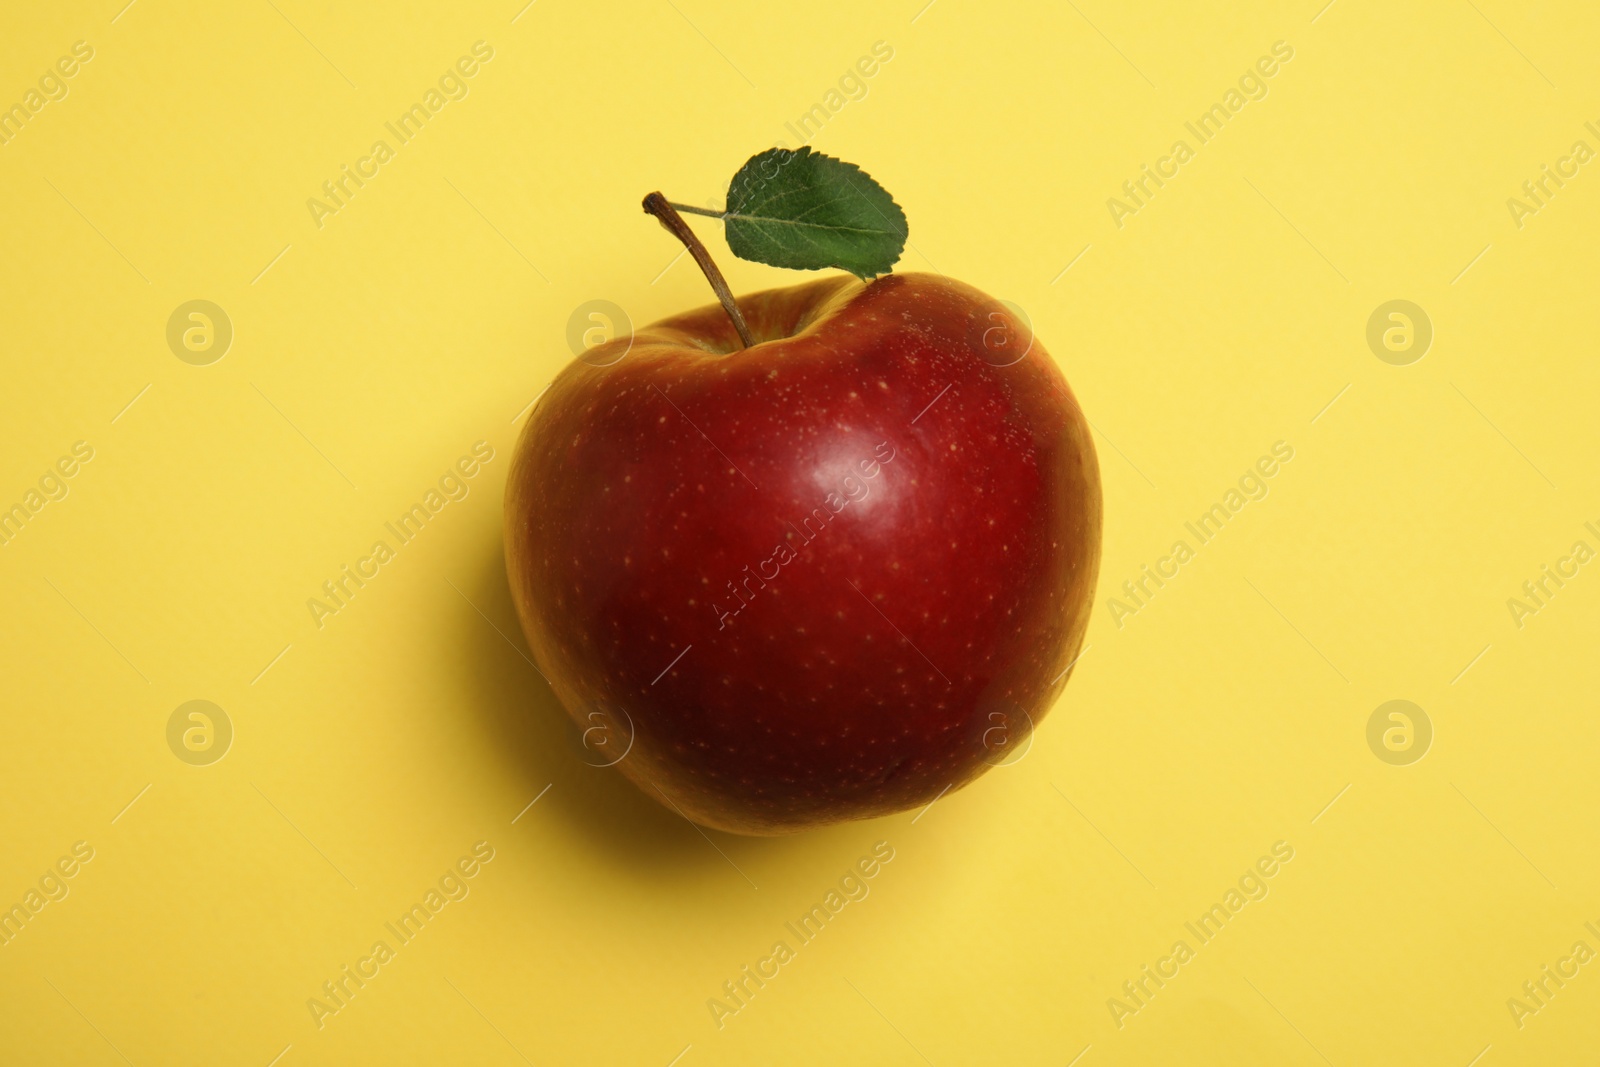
[642,192,755,349]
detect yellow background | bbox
[2,0,1597,1063]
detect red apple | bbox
[504,272,1100,835]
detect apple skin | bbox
[505,272,1100,835]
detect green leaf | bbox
[721,147,907,279]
